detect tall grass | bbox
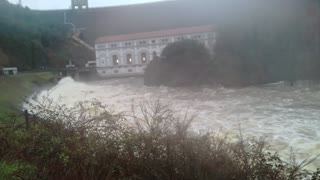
[0,100,319,179]
[0,72,55,121]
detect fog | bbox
[21,0,320,172]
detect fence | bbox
[0,110,38,131]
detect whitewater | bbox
[27,77,320,170]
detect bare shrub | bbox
[1,99,319,179]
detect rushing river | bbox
[28,77,320,170]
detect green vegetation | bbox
[0,0,66,69]
[0,101,319,179]
[1,0,320,178]
[145,40,212,86]
[0,0,94,70]
[0,161,36,180]
[0,72,55,121]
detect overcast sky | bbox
[8,0,166,10]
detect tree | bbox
[145,39,212,86]
[0,1,70,70]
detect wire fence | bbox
[0,110,38,132]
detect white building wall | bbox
[2,67,18,75]
[95,31,216,77]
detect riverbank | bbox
[0,72,56,122]
[31,77,320,171]
[2,100,320,179]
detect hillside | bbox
[0,0,94,71]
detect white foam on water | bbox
[25,77,320,170]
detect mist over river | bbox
[27,77,320,170]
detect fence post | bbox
[24,110,29,130]
[33,114,36,128]
[11,114,17,131]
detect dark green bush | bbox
[0,161,37,179]
[145,40,213,86]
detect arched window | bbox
[141,52,147,63]
[153,51,157,58]
[113,55,119,65]
[127,54,133,64]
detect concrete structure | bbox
[95,26,216,77]
[44,0,219,46]
[85,61,96,68]
[71,0,88,10]
[2,67,18,75]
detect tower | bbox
[71,0,88,10]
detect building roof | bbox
[2,67,18,70]
[95,25,214,44]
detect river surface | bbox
[28,77,320,170]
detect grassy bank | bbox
[0,72,55,121]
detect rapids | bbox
[27,77,320,170]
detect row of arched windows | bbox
[111,52,157,66]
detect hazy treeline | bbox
[213,0,320,85]
[146,0,320,86]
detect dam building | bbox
[94,25,216,77]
